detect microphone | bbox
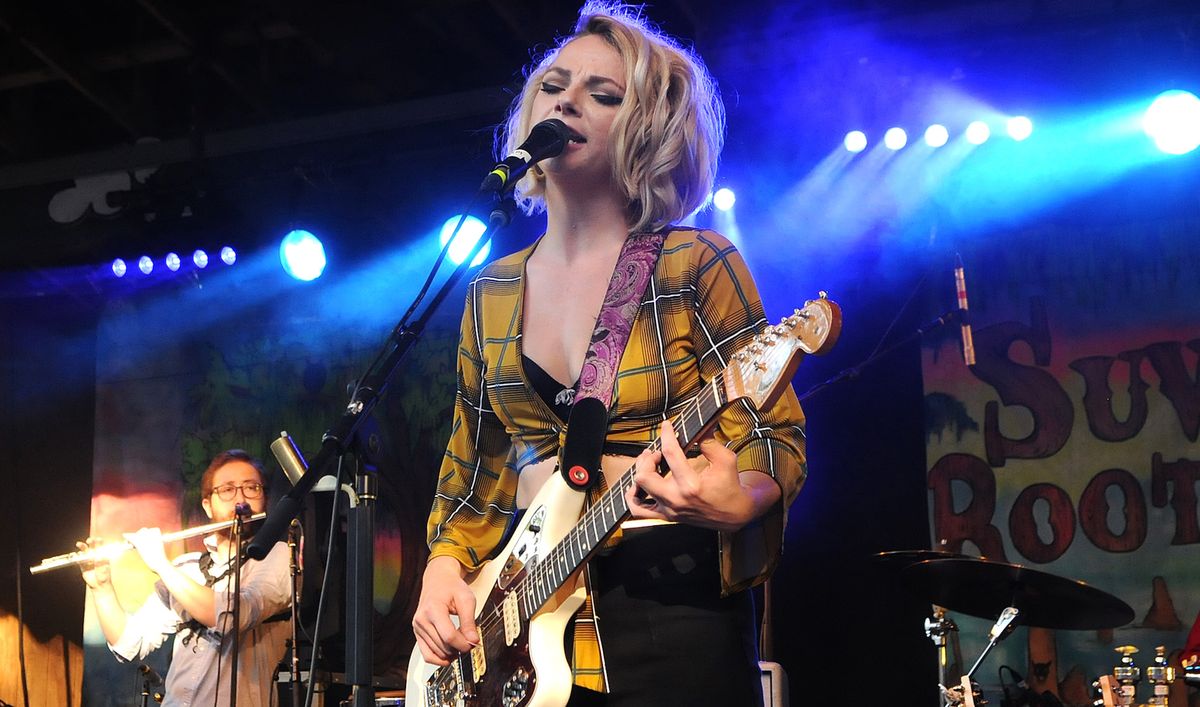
[138,662,163,685]
[954,253,976,367]
[234,501,252,518]
[481,119,572,193]
[271,431,308,487]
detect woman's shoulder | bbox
[658,228,742,270]
[468,240,537,288]
[662,227,737,253]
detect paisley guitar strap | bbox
[559,231,665,491]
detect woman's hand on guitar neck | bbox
[626,418,781,533]
[412,556,480,666]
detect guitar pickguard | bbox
[498,506,547,591]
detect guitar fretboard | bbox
[518,373,730,618]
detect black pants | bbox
[566,524,763,707]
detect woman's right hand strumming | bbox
[76,537,112,590]
[412,555,479,666]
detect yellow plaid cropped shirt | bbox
[426,227,807,688]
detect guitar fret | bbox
[515,372,737,618]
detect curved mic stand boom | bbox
[244,198,515,707]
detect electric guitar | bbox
[407,294,842,707]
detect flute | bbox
[29,512,267,575]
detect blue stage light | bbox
[966,121,991,145]
[440,215,490,266]
[884,127,907,150]
[279,229,327,281]
[165,252,181,272]
[1007,116,1034,141]
[924,124,949,148]
[220,246,237,265]
[112,259,127,278]
[844,131,868,153]
[713,188,736,211]
[138,256,153,275]
[1143,90,1200,155]
[193,250,209,268]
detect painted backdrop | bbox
[923,216,1200,705]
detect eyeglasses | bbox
[210,482,264,501]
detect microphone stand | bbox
[287,518,302,707]
[798,307,967,403]
[228,502,251,707]
[245,196,516,707]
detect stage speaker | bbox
[760,661,789,707]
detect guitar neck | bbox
[518,374,731,618]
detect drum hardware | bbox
[1113,645,1140,705]
[1146,645,1174,706]
[925,606,962,693]
[1094,645,1139,706]
[941,606,1020,706]
[885,553,1135,707]
[876,550,968,706]
[1095,645,1175,707]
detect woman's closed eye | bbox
[592,93,622,106]
[540,82,564,94]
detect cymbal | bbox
[872,549,968,569]
[903,558,1134,630]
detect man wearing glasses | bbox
[79,449,291,706]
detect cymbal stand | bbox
[943,607,1020,706]
[925,606,962,706]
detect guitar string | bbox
[477,326,786,634]
[469,347,741,641]
[428,317,803,691]
[452,365,724,671]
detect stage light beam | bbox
[165,252,181,272]
[138,256,153,275]
[193,250,209,268]
[844,131,868,153]
[713,188,736,211]
[966,121,991,145]
[884,127,908,150]
[439,215,490,266]
[279,229,328,281]
[1143,90,1200,155]
[112,259,127,278]
[220,247,237,265]
[1007,116,1034,141]
[924,124,949,148]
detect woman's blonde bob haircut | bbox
[499,2,725,233]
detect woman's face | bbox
[528,33,626,190]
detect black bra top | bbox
[523,354,576,421]
[521,354,647,459]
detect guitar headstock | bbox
[725,294,842,410]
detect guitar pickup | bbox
[502,591,521,646]
[470,642,486,682]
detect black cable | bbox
[865,268,932,362]
[14,518,29,707]
[304,458,345,707]
[213,538,236,707]
[395,190,489,331]
[346,190,489,412]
